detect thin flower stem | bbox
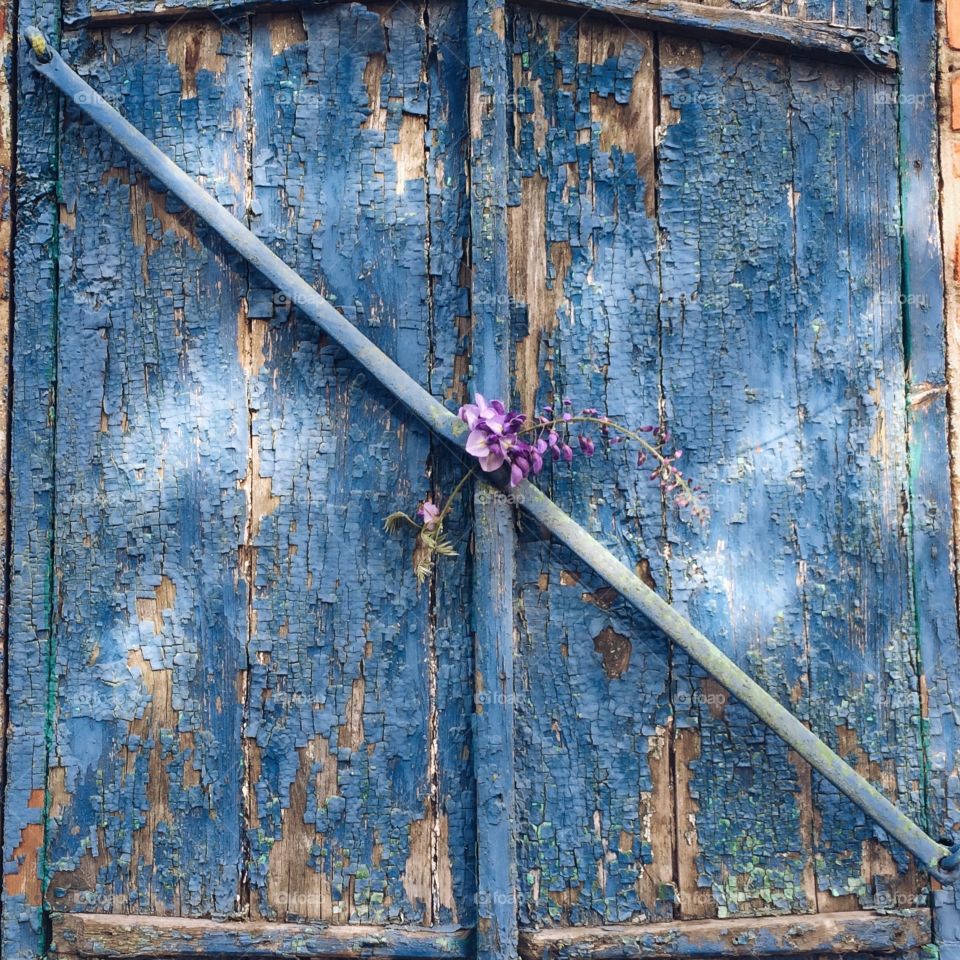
[390,400,706,583]
[438,465,478,525]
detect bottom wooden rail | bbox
[520,911,932,960]
[50,909,930,959]
[50,914,474,958]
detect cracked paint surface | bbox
[245,3,473,924]
[23,4,476,937]
[2,0,67,950]
[505,12,929,933]
[508,12,674,927]
[0,0,949,954]
[45,23,249,915]
[58,0,895,52]
[657,41,925,917]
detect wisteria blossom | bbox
[459,393,555,486]
[417,500,441,530]
[386,394,706,582]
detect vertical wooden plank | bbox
[916,0,960,948]
[939,0,960,621]
[466,0,518,951]
[658,38,925,918]
[657,40,815,920]
[2,0,60,953]
[0,0,13,864]
[41,22,249,917]
[789,59,924,911]
[246,4,468,923]
[426,0,479,929]
[509,11,674,927]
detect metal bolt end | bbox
[937,841,960,882]
[24,27,52,63]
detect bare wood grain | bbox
[52,910,930,959]
[52,914,473,958]
[521,910,932,959]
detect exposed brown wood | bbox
[949,0,960,48]
[520,910,932,960]
[51,914,474,959]
[53,910,931,960]
[672,725,714,920]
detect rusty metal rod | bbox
[24,26,959,882]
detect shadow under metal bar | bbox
[22,25,957,883]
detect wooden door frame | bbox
[1,0,58,955]
[912,0,960,953]
[0,0,955,957]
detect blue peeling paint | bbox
[245,4,473,923]
[659,42,925,915]
[508,11,673,927]
[2,0,61,954]
[43,22,249,916]
[2,0,952,953]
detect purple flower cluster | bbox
[457,394,705,518]
[459,394,586,487]
[389,395,706,581]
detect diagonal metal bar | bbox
[23,26,958,883]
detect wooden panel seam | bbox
[1,0,61,951]
[466,0,519,951]
[0,0,14,917]
[916,0,960,949]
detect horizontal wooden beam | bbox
[52,910,931,959]
[66,0,895,70]
[51,914,474,959]
[519,910,932,960]
[511,0,896,69]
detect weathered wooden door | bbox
[2,0,957,955]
